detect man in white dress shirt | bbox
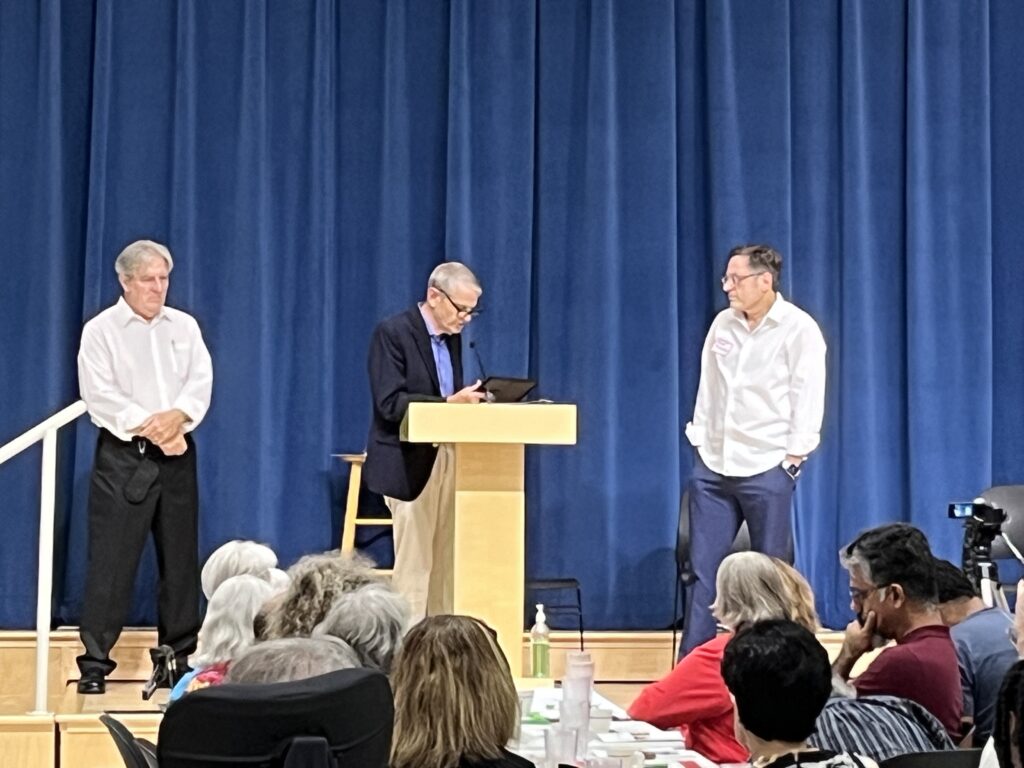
[682,244,826,655]
[75,240,213,694]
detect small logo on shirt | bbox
[712,337,733,356]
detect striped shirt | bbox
[809,695,955,763]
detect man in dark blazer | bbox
[364,262,486,620]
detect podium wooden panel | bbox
[402,402,577,676]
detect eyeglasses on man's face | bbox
[720,271,766,288]
[849,584,889,604]
[435,286,482,318]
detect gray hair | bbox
[266,567,291,592]
[839,523,937,605]
[201,540,279,600]
[260,550,385,639]
[427,262,481,295]
[312,583,410,673]
[711,552,816,632]
[114,239,174,278]
[225,636,361,685]
[190,575,276,668]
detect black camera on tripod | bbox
[949,500,1007,600]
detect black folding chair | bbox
[99,714,158,768]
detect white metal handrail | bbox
[0,399,88,714]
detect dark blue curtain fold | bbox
[2,0,1023,631]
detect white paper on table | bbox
[526,686,629,719]
[608,721,685,743]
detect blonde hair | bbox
[711,552,818,633]
[772,558,820,632]
[390,615,517,768]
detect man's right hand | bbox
[832,611,877,680]
[446,380,487,404]
[841,611,877,657]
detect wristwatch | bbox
[781,459,802,479]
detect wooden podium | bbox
[401,402,577,676]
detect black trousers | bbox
[77,429,201,676]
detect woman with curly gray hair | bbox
[257,550,384,639]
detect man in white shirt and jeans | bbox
[76,240,213,694]
[682,244,826,655]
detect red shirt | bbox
[853,624,963,740]
[627,633,748,764]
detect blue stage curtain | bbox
[1,0,1022,630]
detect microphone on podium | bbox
[468,341,495,402]
[469,340,488,380]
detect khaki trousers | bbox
[385,443,455,621]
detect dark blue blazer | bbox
[364,305,464,501]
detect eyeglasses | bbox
[849,584,889,603]
[434,286,482,318]
[720,271,766,288]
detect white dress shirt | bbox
[78,297,213,441]
[685,293,826,477]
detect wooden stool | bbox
[335,453,393,574]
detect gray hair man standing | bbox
[76,239,212,694]
[363,262,486,621]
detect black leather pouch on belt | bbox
[123,457,159,503]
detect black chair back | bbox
[157,668,393,768]
[676,488,750,586]
[100,714,158,768]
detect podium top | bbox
[401,402,577,445]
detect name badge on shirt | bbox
[712,337,733,356]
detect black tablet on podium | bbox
[480,376,536,403]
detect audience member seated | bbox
[978,580,1024,768]
[169,574,276,703]
[810,689,955,761]
[628,552,819,764]
[390,615,533,768]
[987,658,1024,768]
[200,540,279,599]
[723,619,879,767]
[311,582,409,673]
[832,523,962,740]
[258,550,383,639]
[226,636,362,685]
[934,557,1017,744]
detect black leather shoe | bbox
[77,671,106,695]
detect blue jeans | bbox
[681,453,796,656]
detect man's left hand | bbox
[158,434,188,456]
[137,409,190,444]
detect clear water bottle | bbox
[530,603,551,678]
